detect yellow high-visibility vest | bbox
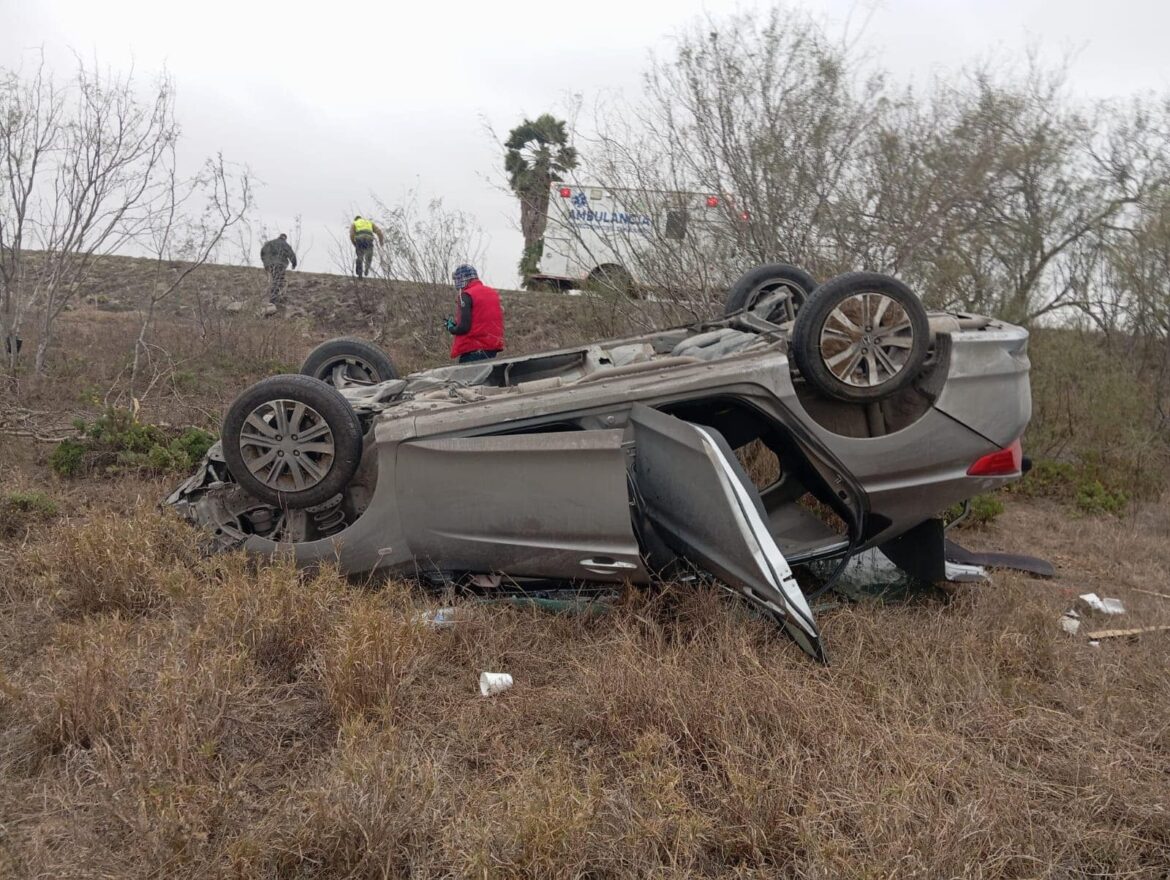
[353,218,374,235]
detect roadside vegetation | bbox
[3,3,1170,877]
[49,408,214,478]
[2,503,1169,877]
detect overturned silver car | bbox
[168,266,1032,660]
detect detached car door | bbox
[395,429,648,583]
[628,404,824,661]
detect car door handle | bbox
[579,556,638,571]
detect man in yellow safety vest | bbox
[349,215,385,279]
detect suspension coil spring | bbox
[308,496,348,536]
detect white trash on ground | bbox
[944,560,987,583]
[1076,593,1126,617]
[416,607,463,628]
[479,671,514,697]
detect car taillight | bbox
[706,195,719,207]
[559,186,571,197]
[967,439,1023,476]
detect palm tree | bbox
[504,115,578,280]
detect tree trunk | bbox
[130,299,157,395]
[34,335,50,375]
[519,175,553,277]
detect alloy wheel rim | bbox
[818,292,915,388]
[238,399,335,491]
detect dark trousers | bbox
[354,240,374,277]
[458,350,499,364]
[266,265,287,303]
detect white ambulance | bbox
[529,181,748,294]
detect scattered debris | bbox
[416,607,462,628]
[479,671,513,697]
[1059,610,1082,635]
[469,574,503,589]
[1076,593,1126,617]
[1084,624,1170,641]
[823,548,986,602]
[943,560,987,583]
[944,539,1056,578]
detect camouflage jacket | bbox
[260,238,298,269]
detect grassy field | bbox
[1,256,1168,878]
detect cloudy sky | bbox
[3,0,1168,286]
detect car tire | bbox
[301,337,398,388]
[222,374,364,509]
[723,263,818,322]
[791,272,930,403]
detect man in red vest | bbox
[445,264,505,363]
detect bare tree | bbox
[573,7,1170,333]
[372,189,486,288]
[0,55,64,371]
[366,190,487,330]
[0,55,183,374]
[579,8,884,294]
[127,151,253,395]
[904,62,1166,323]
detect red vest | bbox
[450,280,505,358]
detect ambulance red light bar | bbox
[967,439,1023,476]
[558,186,572,197]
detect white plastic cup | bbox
[478,671,513,697]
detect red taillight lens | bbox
[559,186,571,197]
[706,195,719,207]
[967,439,1023,476]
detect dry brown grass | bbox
[3,253,1170,877]
[1,494,1169,878]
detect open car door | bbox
[628,404,825,661]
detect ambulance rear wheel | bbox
[587,264,636,299]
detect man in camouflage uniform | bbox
[259,233,298,304]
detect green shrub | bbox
[1012,459,1076,499]
[171,427,215,463]
[172,370,200,392]
[1026,329,1169,502]
[49,439,88,477]
[1075,480,1129,516]
[0,490,60,537]
[945,493,1005,528]
[1011,457,1132,515]
[49,409,216,479]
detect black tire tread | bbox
[723,263,818,317]
[301,337,398,385]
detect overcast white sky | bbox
[3,0,1169,286]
